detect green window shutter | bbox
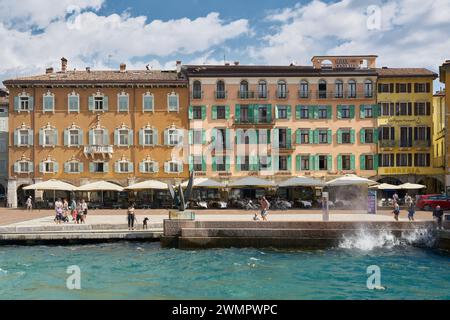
[225,105,230,119]
[309,155,315,171]
[266,105,272,122]
[295,129,301,144]
[88,129,93,145]
[327,105,332,119]
[188,106,193,119]
[225,129,231,149]
[327,155,333,171]
[79,163,84,173]
[273,156,280,172]
[295,105,301,119]
[373,129,379,143]
[188,155,193,171]
[212,157,217,172]
[286,128,292,148]
[235,156,241,172]
[337,129,342,144]
[211,128,217,145]
[14,97,19,112]
[114,129,119,146]
[287,105,292,119]
[360,129,366,144]
[139,129,144,146]
[350,129,355,144]
[53,129,58,145]
[202,156,206,171]
[313,129,319,144]
[29,97,34,111]
[188,130,193,144]
[88,96,94,111]
[89,163,95,173]
[202,105,207,120]
[313,105,319,119]
[274,105,279,119]
[212,106,217,120]
[373,104,380,118]
[337,105,342,119]
[64,129,69,146]
[374,154,379,170]
[350,154,355,170]
[349,105,355,118]
[39,128,44,146]
[202,129,206,145]
[103,96,109,111]
[250,156,259,171]
[296,155,301,171]
[360,155,366,170]
[225,156,231,172]
[360,105,366,119]
[272,128,279,148]
[267,129,271,144]
[128,130,133,146]
[235,105,241,122]
[308,130,314,144]
[315,155,320,171]
[327,130,332,144]
[287,155,292,171]
[337,155,342,171]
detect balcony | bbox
[84,145,113,159]
[238,90,255,99]
[379,140,396,148]
[298,90,310,99]
[315,90,375,100]
[234,116,274,127]
[414,140,431,148]
[215,90,227,100]
[275,90,289,99]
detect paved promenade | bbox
[0,207,433,228]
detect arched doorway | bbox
[417,177,444,195]
[17,184,33,208]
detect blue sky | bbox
[0,0,449,87]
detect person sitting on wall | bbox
[433,205,444,230]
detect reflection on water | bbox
[0,240,449,300]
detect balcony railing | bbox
[276,90,289,99]
[215,90,227,99]
[379,140,396,148]
[84,145,114,157]
[238,90,255,99]
[234,116,273,125]
[315,90,375,99]
[191,90,203,100]
[414,140,431,148]
[298,90,310,99]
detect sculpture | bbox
[167,171,194,211]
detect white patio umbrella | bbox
[278,176,325,187]
[228,177,276,188]
[23,179,77,206]
[370,183,402,190]
[399,182,426,190]
[76,181,124,205]
[126,180,168,190]
[326,174,378,187]
[180,178,225,188]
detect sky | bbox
[0,0,449,87]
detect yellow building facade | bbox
[376,68,443,191]
[439,60,450,191]
[432,91,446,170]
[4,59,189,208]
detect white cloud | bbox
[0,2,249,82]
[251,0,450,71]
[0,0,104,29]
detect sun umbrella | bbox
[228,177,275,188]
[278,176,325,187]
[126,180,168,190]
[180,178,225,188]
[326,174,378,187]
[76,181,124,205]
[398,182,426,190]
[23,179,77,191]
[369,183,402,190]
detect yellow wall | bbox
[432,93,446,169]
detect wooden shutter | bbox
[360,155,366,170]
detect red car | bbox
[416,194,450,211]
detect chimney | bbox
[234,61,240,66]
[119,63,126,72]
[176,61,182,73]
[46,67,54,74]
[61,57,67,72]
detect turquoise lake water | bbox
[0,240,449,300]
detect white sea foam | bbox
[338,228,435,251]
[0,268,8,275]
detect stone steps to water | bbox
[0,223,163,234]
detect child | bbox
[392,202,400,221]
[407,203,415,221]
[143,217,149,230]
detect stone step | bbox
[0,223,163,234]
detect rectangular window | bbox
[414,153,430,167]
[118,95,129,112]
[169,162,180,173]
[119,162,129,173]
[215,156,226,172]
[380,103,394,116]
[378,84,391,93]
[341,130,351,144]
[0,119,8,132]
[341,105,350,118]
[365,129,374,143]
[69,129,79,146]
[300,130,309,144]
[143,95,154,112]
[168,95,179,112]
[400,127,412,147]
[279,156,288,171]
[94,162,105,173]
[94,97,104,111]
[414,83,428,93]
[44,129,55,146]
[414,102,429,116]
[342,155,351,170]
[68,95,79,112]
[277,105,288,119]
[396,153,412,167]
[20,97,29,111]
[318,130,328,144]
[240,105,249,122]
[144,129,154,145]
[193,129,203,144]
[118,129,129,145]
[19,130,29,145]
[365,155,374,170]
[216,128,227,149]
[43,95,54,112]
[240,156,250,171]
[193,156,203,172]
[364,106,373,118]
[44,162,54,173]
[397,83,409,93]
[318,106,328,119]
[318,155,328,171]
[20,162,30,173]
[278,128,287,148]
[301,156,310,170]
[168,129,179,145]
[379,127,394,140]
[192,106,202,120]
[216,106,226,119]
[93,129,104,145]
[416,126,429,141]
[144,162,154,173]
[379,154,395,167]
[259,156,269,170]
[68,162,79,173]
[299,106,309,119]
[396,102,412,116]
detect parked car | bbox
[416,194,450,211]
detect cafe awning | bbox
[180,178,225,188]
[77,181,124,192]
[126,180,168,190]
[326,174,378,187]
[228,177,276,188]
[23,179,77,191]
[278,176,325,187]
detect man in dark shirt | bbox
[432,205,444,230]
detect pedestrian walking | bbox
[407,202,415,221]
[26,196,33,211]
[127,203,136,230]
[81,199,88,223]
[70,198,77,221]
[392,192,399,205]
[259,196,270,221]
[393,202,400,221]
[433,205,444,230]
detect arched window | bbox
[117,91,129,112]
[115,158,133,173]
[139,125,158,146]
[39,157,58,174]
[299,80,309,98]
[142,92,154,112]
[39,123,58,147]
[68,91,80,113]
[64,158,83,174]
[348,80,357,98]
[318,80,327,99]
[239,80,249,99]
[258,80,267,99]
[140,158,159,173]
[164,159,183,173]
[114,124,133,147]
[43,91,55,113]
[167,92,179,112]
[216,80,226,99]
[335,80,344,98]
[192,80,202,99]
[277,80,287,99]
[364,79,373,98]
